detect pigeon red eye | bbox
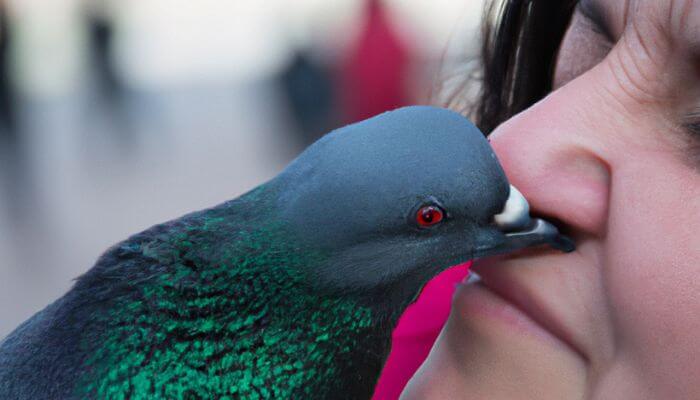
[416,205,444,227]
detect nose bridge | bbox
[486,88,611,237]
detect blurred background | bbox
[0,0,485,337]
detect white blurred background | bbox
[0,0,485,337]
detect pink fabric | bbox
[371,262,472,399]
[338,0,414,124]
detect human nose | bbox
[486,91,611,238]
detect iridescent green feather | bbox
[75,191,384,399]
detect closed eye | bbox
[577,0,615,43]
[679,112,700,170]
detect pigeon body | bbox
[0,106,572,399]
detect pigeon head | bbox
[273,106,572,299]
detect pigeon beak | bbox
[471,185,575,260]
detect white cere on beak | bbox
[493,185,531,231]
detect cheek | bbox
[604,156,700,386]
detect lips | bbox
[464,269,587,361]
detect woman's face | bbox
[403,0,700,398]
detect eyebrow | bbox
[577,0,615,42]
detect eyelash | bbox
[680,111,700,136]
[682,121,700,136]
[576,1,614,44]
[678,115,700,171]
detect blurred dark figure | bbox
[85,5,134,153]
[0,0,29,223]
[0,1,15,136]
[88,12,121,100]
[278,50,338,147]
[338,0,415,123]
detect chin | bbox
[401,280,587,400]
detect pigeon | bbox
[0,106,573,399]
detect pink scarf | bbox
[371,262,472,399]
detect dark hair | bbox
[446,0,578,135]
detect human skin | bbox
[402,1,700,399]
